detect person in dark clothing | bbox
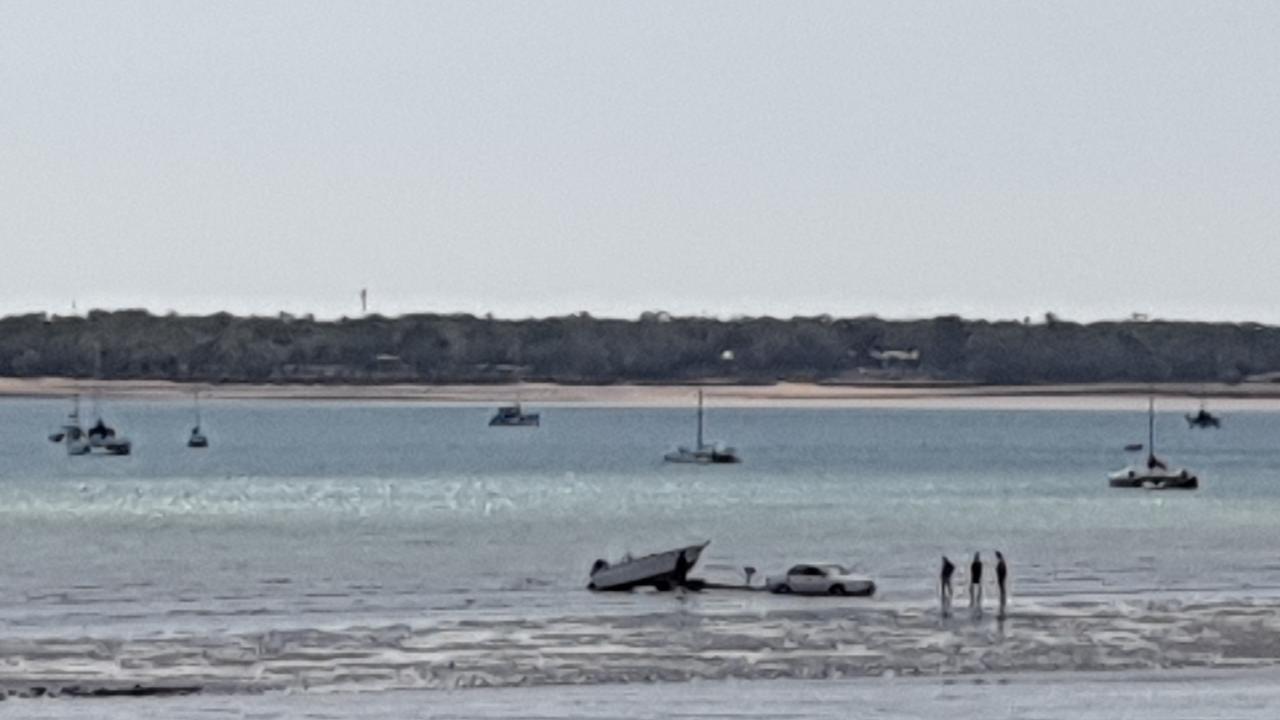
[995,551,1009,617]
[969,552,983,614]
[940,556,956,617]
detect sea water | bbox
[2,398,1280,713]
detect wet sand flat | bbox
[3,596,1280,698]
[11,668,1280,720]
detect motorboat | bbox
[664,390,739,464]
[1185,404,1221,429]
[587,541,709,591]
[489,402,540,427]
[1109,398,1197,490]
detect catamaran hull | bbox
[588,542,708,591]
[1108,470,1198,490]
[663,449,740,464]
[92,441,131,456]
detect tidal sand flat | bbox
[3,597,1280,698]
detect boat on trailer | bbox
[587,541,709,591]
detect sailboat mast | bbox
[696,389,704,449]
[1148,396,1155,459]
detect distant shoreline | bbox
[4,377,1280,410]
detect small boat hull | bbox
[664,447,740,464]
[489,404,540,427]
[489,414,540,427]
[1108,468,1198,490]
[588,542,708,591]
[91,438,132,456]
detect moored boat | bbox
[1185,404,1221,429]
[187,391,209,448]
[1109,398,1197,490]
[1108,463,1198,490]
[664,390,739,464]
[49,396,130,456]
[188,426,209,448]
[86,417,132,455]
[489,402,540,427]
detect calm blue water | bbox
[2,398,1280,638]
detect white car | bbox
[766,563,876,596]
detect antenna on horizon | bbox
[360,288,368,315]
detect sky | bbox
[2,1,1279,323]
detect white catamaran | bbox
[664,389,740,464]
[1108,397,1198,490]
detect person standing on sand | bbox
[940,556,956,617]
[995,551,1008,617]
[969,552,983,614]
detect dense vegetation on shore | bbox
[2,310,1280,385]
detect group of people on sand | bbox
[940,551,1008,619]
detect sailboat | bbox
[664,389,740,464]
[187,391,209,448]
[1108,397,1197,490]
[49,394,131,456]
[47,395,90,455]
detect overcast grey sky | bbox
[2,2,1278,322]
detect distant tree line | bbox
[2,309,1280,385]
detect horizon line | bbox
[4,306,1277,328]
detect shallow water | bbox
[3,399,1280,704]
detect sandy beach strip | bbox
[3,377,1280,410]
